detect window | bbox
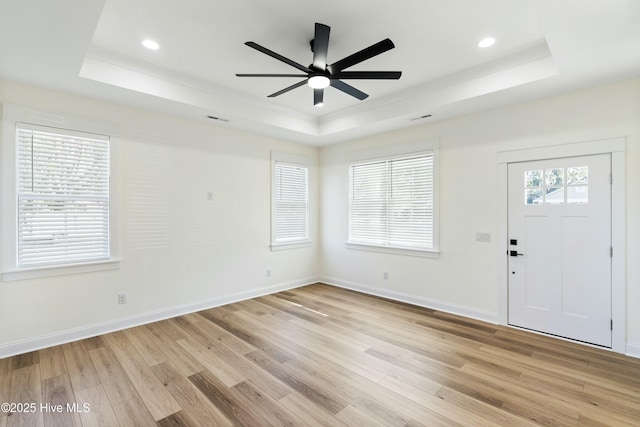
[348,150,436,255]
[271,152,310,248]
[524,166,588,205]
[16,123,111,267]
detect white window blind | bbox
[349,152,433,250]
[16,124,110,267]
[273,161,309,244]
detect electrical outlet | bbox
[207,191,213,201]
[383,272,389,280]
[266,269,271,277]
[475,232,491,242]
[118,293,127,305]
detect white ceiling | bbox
[1,0,639,145]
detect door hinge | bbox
[611,319,613,330]
[610,247,613,258]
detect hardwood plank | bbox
[0,357,12,427]
[74,385,118,427]
[365,347,505,408]
[378,374,440,403]
[244,349,349,415]
[198,309,294,363]
[88,346,140,406]
[7,365,43,427]
[256,294,329,325]
[11,352,38,371]
[239,310,387,384]
[81,336,106,351]
[156,411,199,427]
[61,340,101,391]
[379,370,441,397]
[38,347,67,381]
[103,331,181,421]
[188,369,265,427]
[460,364,581,426]
[123,326,167,367]
[138,322,204,377]
[184,325,293,400]
[176,337,246,387]
[434,386,540,427]
[188,313,256,355]
[335,405,389,427]
[284,357,411,427]
[232,380,305,426]
[156,318,190,342]
[41,374,81,427]
[111,396,156,427]
[320,359,461,427]
[278,393,349,427]
[151,362,233,427]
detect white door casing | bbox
[508,154,611,347]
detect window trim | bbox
[1,104,120,281]
[270,151,311,250]
[345,139,439,257]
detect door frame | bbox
[497,138,626,353]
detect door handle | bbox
[510,250,524,257]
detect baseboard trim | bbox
[0,277,318,359]
[320,278,640,359]
[5,276,635,360]
[320,276,499,324]
[627,342,640,359]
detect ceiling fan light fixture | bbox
[308,75,330,89]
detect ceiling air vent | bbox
[207,115,229,122]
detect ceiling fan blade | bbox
[312,23,330,70]
[268,80,308,97]
[330,79,368,100]
[314,88,324,107]
[236,74,308,78]
[332,71,402,80]
[245,41,311,73]
[328,38,395,73]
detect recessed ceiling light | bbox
[478,37,496,48]
[142,39,160,50]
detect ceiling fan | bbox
[236,23,401,107]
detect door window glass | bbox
[524,166,588,205]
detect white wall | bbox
[2,77,639,358]
[0,80,320,357]
[319,78,640,353]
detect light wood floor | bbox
[1,283,639,426]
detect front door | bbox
[507,154,612,347]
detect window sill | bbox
[2,259,121,282]
[271,241,312,251]
[345,242,440,258]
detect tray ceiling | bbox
[1,0,639,145]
